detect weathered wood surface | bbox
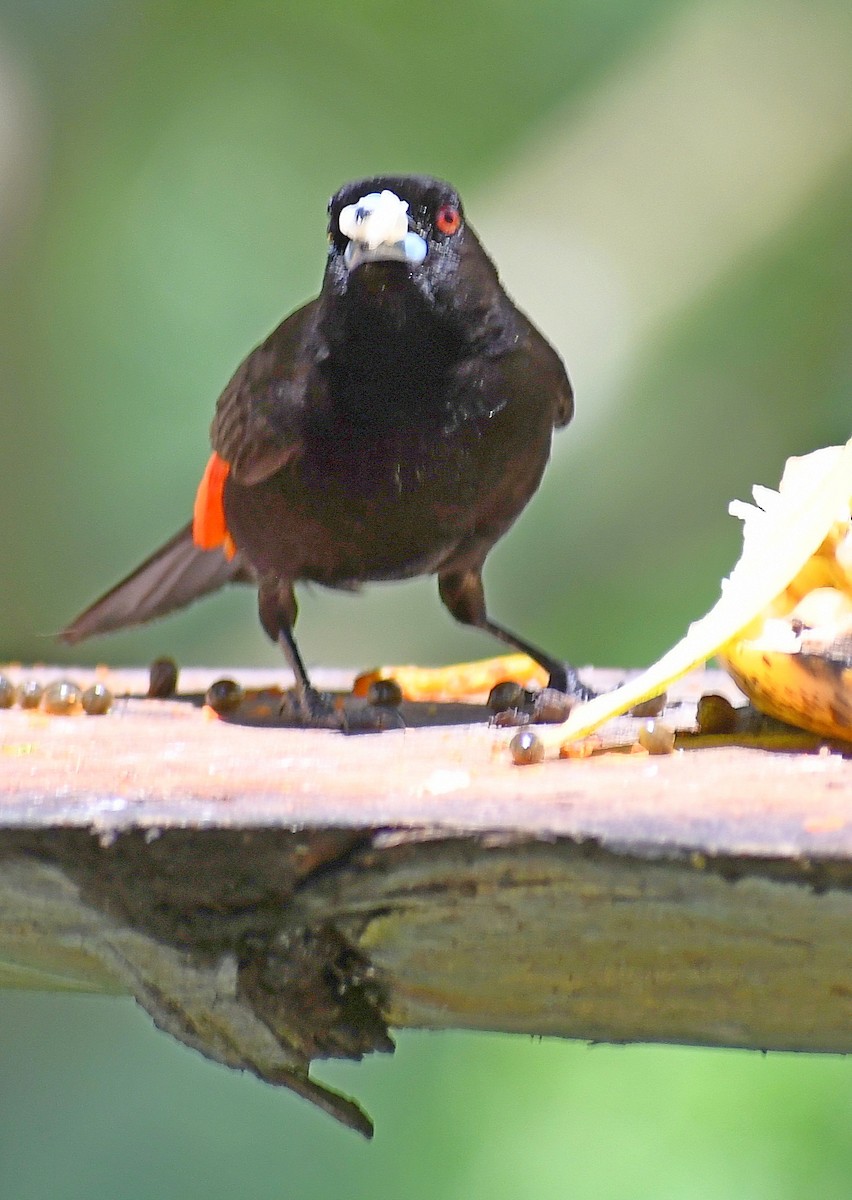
[1,664,850,1135]
[1,665,849,854]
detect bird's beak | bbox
[338,189,428,272]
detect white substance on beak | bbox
[338,190,410,250]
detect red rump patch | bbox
[193,453,236,559]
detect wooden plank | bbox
[1,664,850,1136]
[1,665,850,858]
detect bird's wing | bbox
[520,319,574,430]
[211,299,323,485]
[490,319,574,431]
[553,377,574,429]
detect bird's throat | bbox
[321,270,465,426]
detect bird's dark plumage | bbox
[63,174,576,700]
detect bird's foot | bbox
[546,662,596,701]
[487,677,588,727]
[487,663,596,727]
[279,686,402,733]
[279,686,343,729]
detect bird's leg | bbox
[438,569,591,698]
[258,579,331,719]
[257,580,401,732]
[275,625,314,706]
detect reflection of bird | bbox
[63,175,578,709]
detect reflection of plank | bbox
[1,666,850,1135]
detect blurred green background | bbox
[0,0,850,1195]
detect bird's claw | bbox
[278,686,342,728]
[547,663,596,702]
[279,687,403,733]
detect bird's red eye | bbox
[435,204,461,236]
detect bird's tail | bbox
[61,522,255,644]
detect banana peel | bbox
[538,436,852,750]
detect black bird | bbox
[63,175,578,707]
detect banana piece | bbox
[719,530,852,740]
[538,436,852,750]
[353,654,547,705]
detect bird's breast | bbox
[224,365,555,587]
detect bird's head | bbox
[324,175,506,341]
